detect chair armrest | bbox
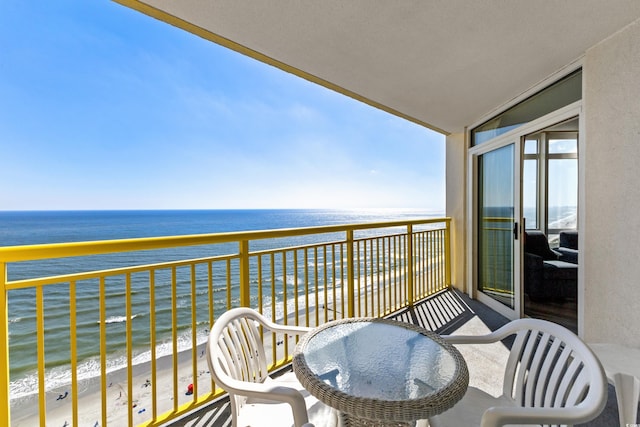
[232,307,313,335]
[441,331,504,345]
[557,247,578,264]
[442,318,557,345]
[261,321,312,336]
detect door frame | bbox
[468,135,523,319]
[467,101,582,320]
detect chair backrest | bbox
[207,308,315,427]
[524,230,559,260]
[559,231,578,250]
[501,319,606,424]
[207,308,270,390]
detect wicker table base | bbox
[339,412,417,427]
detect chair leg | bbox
[613,372,640,427]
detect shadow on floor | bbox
[389,288,509,335]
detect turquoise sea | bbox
[1,209,438,400]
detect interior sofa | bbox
[557,230,578,264]
[524,230,577,301]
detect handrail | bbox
[0,218,446,262]
[1,217,451,427]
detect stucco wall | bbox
[583,18,640,345]
[445,133,467,292]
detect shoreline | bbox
[10,341,213,427]
[10,303,330,427]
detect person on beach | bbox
[185,383,194,395]
[56,391,68,401]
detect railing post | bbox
[407,225,414,307]
[239,240,251,307]
[0,262,9,427]
[445,219,452,287]
[346,230,355,318]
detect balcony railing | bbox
[0,217,451,426]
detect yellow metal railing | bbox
[0,218,451,427]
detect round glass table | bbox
[293,318,469,427]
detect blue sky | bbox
[0,1,445,211]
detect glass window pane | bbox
[548,158,578,231]
[524,139,538,155]
[523,158,537,229]
[549,138,577,154]
[471,70,582,146]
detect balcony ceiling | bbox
[120,0,640,134]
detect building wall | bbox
[445,132,467,292]
[583,18,640,345]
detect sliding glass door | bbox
[477,143,519,313]
[470,109,580,320]
[469,70,582,320]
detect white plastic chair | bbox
[429,318,607,427]
[206,307,337,427]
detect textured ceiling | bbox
[120,0,640,134]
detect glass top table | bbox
[293,318,469,426]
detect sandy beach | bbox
[10,303,331,427]
[11,340,215,427]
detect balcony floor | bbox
[167,289,623,427]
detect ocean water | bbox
[0,209,438,400]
